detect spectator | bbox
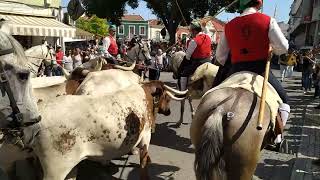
[56,45,64,66]
[302,50,315,94]
[279,54,288,82]
[286,49,298,78]
[73,48,82,68]
[63,50,73,72]
[155,49,164,71]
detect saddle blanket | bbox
[204,71,283,128]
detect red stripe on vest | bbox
[191,33,212,59]
[225,13,270,64]
[108,36,118,56]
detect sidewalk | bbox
[290,102,320,180]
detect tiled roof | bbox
[122,15,145,21]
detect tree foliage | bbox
[78,0,237,44]
[76,15,109,36]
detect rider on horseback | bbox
[102,25,119,64]
[215,0,290,147]
[178,20,212,91]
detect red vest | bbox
[108,36,118,56]
[191,33,212,59]
[225,13,270,64]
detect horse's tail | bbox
[194,107,226,180]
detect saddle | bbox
[204,71,283,130]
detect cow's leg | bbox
[138,130,152,180]
[41,159,78,180]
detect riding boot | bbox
[275,103,290,144]
[180,77,188,91]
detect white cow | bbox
[74,69,142,95]
[0,81,187,180]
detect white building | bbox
[0,0,75,49]
[148,19,170,42]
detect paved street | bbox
[76,69,320,180]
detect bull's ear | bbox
[151,87,163,97]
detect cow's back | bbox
[75,69,140,95]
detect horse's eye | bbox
[17,70,30,81]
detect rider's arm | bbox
[215,33,230,66]
[269,18,289,56]
[185,40,197,60]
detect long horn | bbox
[114,61,136,71]
[140,73,144,82]
[60,66,71,80]
[166,91,186,101]
[164,85,188,95]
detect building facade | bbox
[288,0,320,48]
[0,0,75,49]
[117,15,149,41]
[148,19,170,42]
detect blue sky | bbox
[62,0,293,22]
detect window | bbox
[139,26,146,35]
[118,25,124,35]
[129,25,135,38]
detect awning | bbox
[0,13,76,38]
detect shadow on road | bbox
[151,122,194,154]
[255,158,295,180]
[126,162,180,180]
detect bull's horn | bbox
[140,73,144,82]
[166,91,186,101]
[61,67,71,80]
[82,69,90,76]
[164,85,188,95]
[114,61,136,71]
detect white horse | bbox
[25,44,55,78]
[0,29,41,175]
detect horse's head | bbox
[25,44,56,77]
[0,31,41,129]
[127,39,152,66]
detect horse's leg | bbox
[188,96,194,120]
[177,100,185,127]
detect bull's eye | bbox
[17,71,30,81]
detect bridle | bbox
[0,48,23,128]
[0,47,39,151]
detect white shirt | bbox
[216,7,289,65]
[63,55,73,71]
[186,32,210,60]
[102,36,116,59]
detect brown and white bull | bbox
[0,81,187,180]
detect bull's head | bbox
[142,81,187,116]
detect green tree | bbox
[72,0,237,44]
[76,15,109,36]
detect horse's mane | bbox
[0,31,27,68]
